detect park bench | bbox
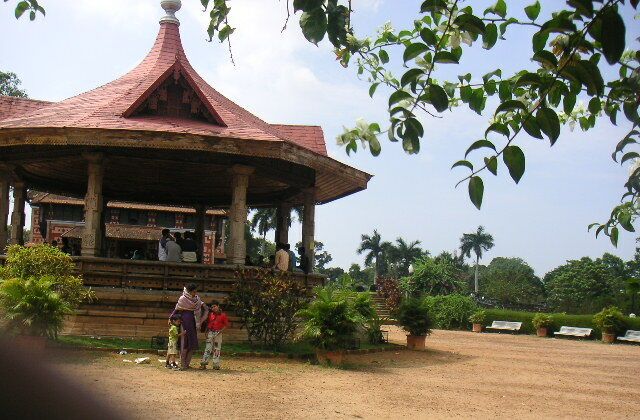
[617,330,640,343]
[553,326,592,338]
[485,321,522,333]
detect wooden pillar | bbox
[9,181,27,246]
[302,188,316,272]
[81,153,105,257]
[194,204,206,263]
[227,165,253,265]
[275,203,291,245]
[0,172,10,252]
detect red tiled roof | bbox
[0,96,51,121]
[0,22,328,156]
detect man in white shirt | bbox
[158,229,170,261]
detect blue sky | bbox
[1,0,639,275]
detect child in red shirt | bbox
[199,301,229,370]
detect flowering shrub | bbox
[377,276,401,311]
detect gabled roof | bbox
[0,21,328,156]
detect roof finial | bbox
[160,0,182,26]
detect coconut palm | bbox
[459,226,495,294]
[249,207,302,241]
[357,230,391,281]
[389,238,424,277]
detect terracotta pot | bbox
[13,335,48,353]
[602,332,616,344]
[472,323,483,333]
[316,350,345,365]
[536,327,548,337]
[406,334,426,350]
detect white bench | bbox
[617,330,640,343]
[485,321,522,332]
[554,326,592,338]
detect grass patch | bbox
[56,336,152,350]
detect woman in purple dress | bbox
[170,283,208,370]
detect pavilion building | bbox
[0,0,371,340]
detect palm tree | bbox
[390,238,424,277]
[357,230,391,282]
[249,207,303,241]
[459,226,495,294]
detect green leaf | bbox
[498,81,511,101]
[619,212,635,233]
[536,108,561,146]
[420,28,437,46]
[455,14,486,36]
[369,136,382,157]
[482,23,498,49]
[588,97,601,114]
[516,72,542,87]
[388,90,412,108]
[15,1,29,19]
[563,94,576,114]
[293,0,324,12]
[503,145,526,183]
[610,226,619,247]
[485,156,498,175]
[485,123,510,138]
[420,0,448,13]
[523,117,544,139]
[621,152,640,165]
[403,43,430,62]
[465,139,497,158]
[426,84,449,112]
[299,8,327,45]
[531,32,549,52]
[452,160,474,171]
[567,0,594,17]
[485,0,507,18]
[524,1,541,20]
[433,51,459,64]
[405,117,425,138]
[369,83,380,98]
[601,7,626,65]
[401,68,425,87]
[379,50,389,64]
[495,99,526,115]
[468,177,484,210]
[532,50,558,68]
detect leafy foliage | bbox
[5,0,45,21]
[357,230,392,278]
[480,257,545,306]
[0,277,70,337]
[424,294,477,330]
[395,297,432,336]
[296,286,363,350]
[401,255,466,297]
[544,254,627,314]
[531,312,553,329]
[460,225,494,293]
[228,268,308,350]
[468,309,487,324]
[0,70,27,97]
[592,305,627,334]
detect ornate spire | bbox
[160,0,182,26]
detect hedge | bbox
[482,309,640,339]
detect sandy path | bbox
[50,328,640,419]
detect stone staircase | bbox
[371,295,395,322]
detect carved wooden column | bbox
[81,153,105,257]
[302,188,316,272]
[227,165,253,265]
[275,203,291,246]
[194,204,206,263]
[0,171,10,251]
[9,181,27,246]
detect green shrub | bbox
[593,306,627,335]
[396,298,432,336]
[532,313,553,329]
[0,277,71,337]
[297,287,363,351]
[352,293,376,319]
[469,309,487,324]
[424,294,477,329]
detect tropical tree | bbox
[357,230,391,281]
[388,237,425,277]
[250,208,276,242]
[0,71,27,98]
[401,255,466,297]
[481,257,545,307]
[459,226,495,294]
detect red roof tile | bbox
[0,22,328,156]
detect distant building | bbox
[29,192,227,263]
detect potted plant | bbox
[469,310,486,333]
[593,306,627,344]
[297,287,362,365]
[396,298,432,350]
[532,313,553,337]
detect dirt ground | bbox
[46,327,640,419]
